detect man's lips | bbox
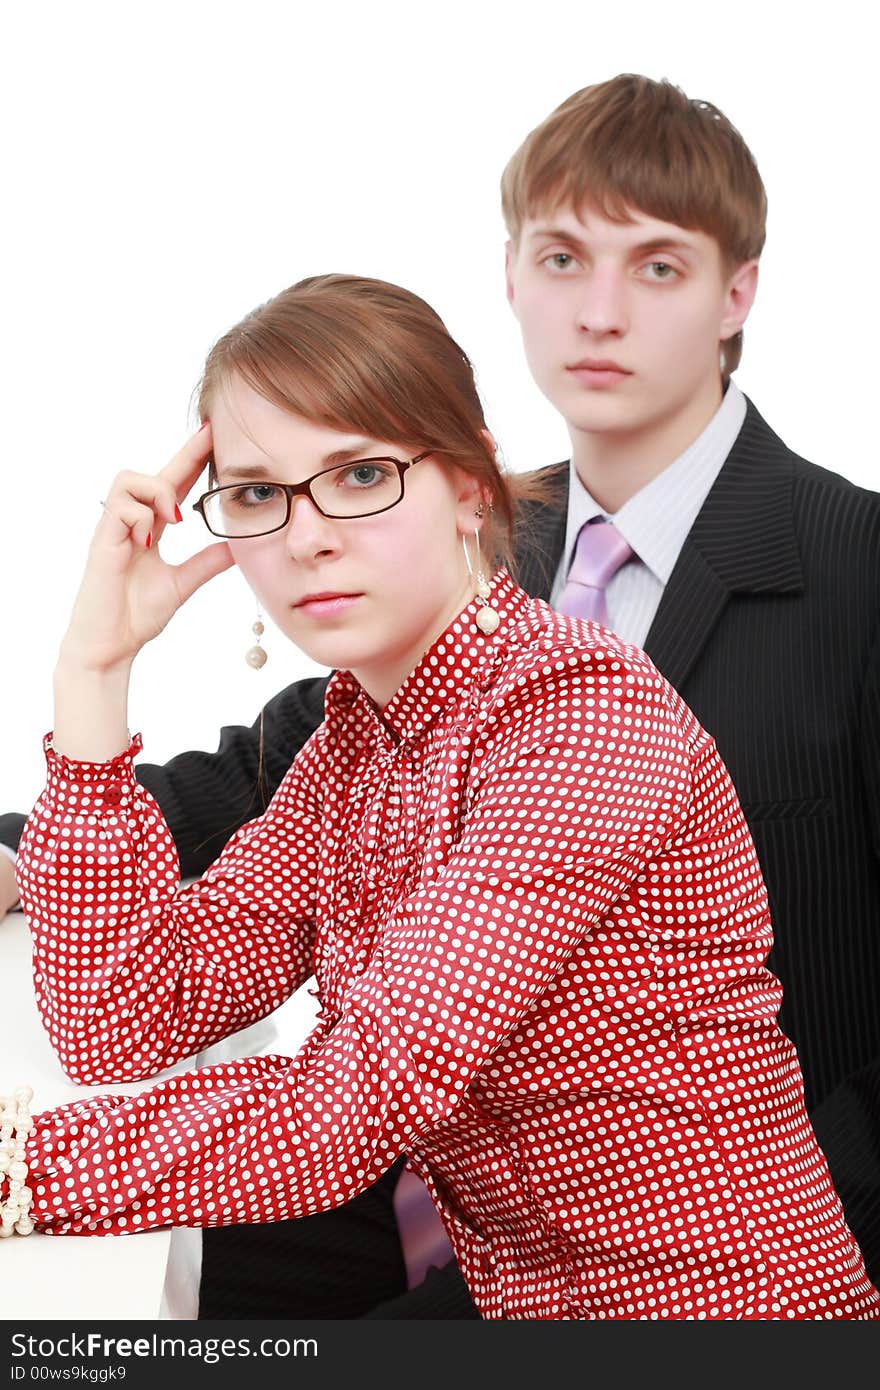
[566,358,633,388]
[567,358,632,373]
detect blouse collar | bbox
[325,569,530,743]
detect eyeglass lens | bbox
[203,460,404,536]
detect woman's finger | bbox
[95,496,161,552]
[99,472,182,542]
[172,541,235,605]
[158,422,214,505]
[97,426,213,553]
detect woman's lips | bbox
[294,593,363,618]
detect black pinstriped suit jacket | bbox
[4,396,879,1281]
[515,401,880,1278]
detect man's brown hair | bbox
[501,74,767,373]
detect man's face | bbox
[505,204,757,446]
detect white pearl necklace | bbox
[0,1086,34,1237]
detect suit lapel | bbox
[513,404,805,693]
[644,400,804,690]
[642,546,731,691]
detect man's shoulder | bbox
[785,444,880,514]
[742,397,880,514]
[718,398,880,579]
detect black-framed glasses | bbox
[192,452,432,538]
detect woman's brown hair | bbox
[197,274,551,568]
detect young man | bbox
[4,74,878,1315]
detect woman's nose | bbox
[283,494,341,560]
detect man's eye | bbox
[644,261,678,280]
[543,253,575,271]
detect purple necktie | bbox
[556,520,633,628]
[392,1165,453,1289]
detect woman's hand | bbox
[59,423,234,674]
[52,424,235,761]
[0,852,19,917]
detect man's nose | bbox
[574,266,628,336]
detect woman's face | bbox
[207,375,484,707]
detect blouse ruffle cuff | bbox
[41,732,144,806]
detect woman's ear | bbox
[453,470,488,534]
[480,427,499,461]
[453,433,498,532]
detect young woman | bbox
[10,275,880,1319]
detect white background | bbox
[2,0,877,814]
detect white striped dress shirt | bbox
[549,382,748,647]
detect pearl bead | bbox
[245,645,267,669]
[0,1085,33,1237]
[476,607,501,635]
[252,621,265,637]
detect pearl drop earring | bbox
[245,604,268,670]
[462,523,500,635]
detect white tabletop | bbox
[2,908,318,1320]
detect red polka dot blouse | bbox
[16,573,880,1319]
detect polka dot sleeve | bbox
[16,732,323,1083]
[22,645,696,1236]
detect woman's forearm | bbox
[17,735,321,1083]
[52,654,133,761]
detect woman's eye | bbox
[234,484,280,506]
[341,463,387,488]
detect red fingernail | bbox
[145,532,152,549]
[174,504,182,523]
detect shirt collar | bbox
[561,379,747,584]
[325,569,530,744]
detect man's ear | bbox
[504,240,518,313]
[720,259,759,340]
